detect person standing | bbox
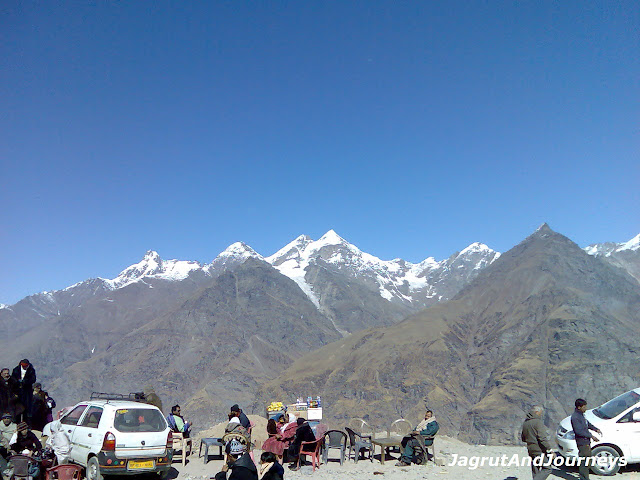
[11,360,36,423]
[571,398,602,480]
[521,405,555,480]
[231,405,250,429]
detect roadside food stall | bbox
[265,396,323,420]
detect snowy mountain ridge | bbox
[4,230,639,310]
[584,232,640,256]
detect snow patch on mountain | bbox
[267,230,500,306]
[102,250,203,289]
[585,232,640,257]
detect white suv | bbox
[45,398,173,480]
[556,388,640,475]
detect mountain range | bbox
[0,227,638,444]
[257,225,640,444]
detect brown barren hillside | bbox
[256,224,640,444]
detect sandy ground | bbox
[165,416,640,480]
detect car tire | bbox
[158,469,171,480]
[87,457,104,480]
[590,446,621,476]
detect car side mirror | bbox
[633,412,640,422]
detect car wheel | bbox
[590,446,621,476]
[158,469,171,480]
[87,457,104,480]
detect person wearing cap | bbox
[11,360,36,423]
[9,422,41,456]
[230,404,251,430]
[0,413,17,460]
[214,437,257,480]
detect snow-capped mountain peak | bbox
[584,232,640,257]
[216,242,262,260]
[620,233,640,252]
[318,229,346,245]
[103,251,202,289]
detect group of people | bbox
[0,359,56,431]
[521,398,602,480]
[217,404,284,480]
[261,414,316,470]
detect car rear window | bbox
[113,408,166,432]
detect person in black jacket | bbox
[287,418,316,470]
[214,438,257,480]
[570,398,602,480]
[1,368,24,423]
[257,452,284,480]
[11,360,36,424]
[230,405,251,429]
[10,422,42,455]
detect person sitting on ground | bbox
[9,422,42,456]
[225,412,248,436]
[261,418,285,461]
[230,404,251,429]
[287,418,316,471]
[0,413,17,455]
[45,421,71,465]
[166,405,192,437]
[258,452,284,480]
[396,409,439,467]
[214,437,257,480]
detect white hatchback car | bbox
[45,398,173,480]
[556,388,640,475]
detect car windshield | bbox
[592,391,640,420]
[114,408,166,432]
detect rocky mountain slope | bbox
[49,258,343,421]
[257,224,640,444]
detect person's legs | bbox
[577,445,591,480]
[531,454,553,480]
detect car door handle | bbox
[88,433,92,437]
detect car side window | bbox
[618,406,640,423]
[80,407,103,428]
[61,404,88,425]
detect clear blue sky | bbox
[1,1,638,305]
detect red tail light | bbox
[102,432,116,451]
[166,431,173,449]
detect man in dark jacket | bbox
[230,405,251,429]
[288,418,316,470]
[11,360,36,424]
[521,406,555,480]
[214,438,257,480]
[571,398,601,480]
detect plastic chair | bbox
[45,465,83,480]
[344,427,373,463]
[172,431,193,466]
[411,434,438,465]
[9,455,38,480]
[388,419,412,437]
[296,437,324,471]
[322,430,347,465]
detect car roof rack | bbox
[90,392,147,402]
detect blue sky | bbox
[1,1,638,305]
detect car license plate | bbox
[128,460,154,470]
